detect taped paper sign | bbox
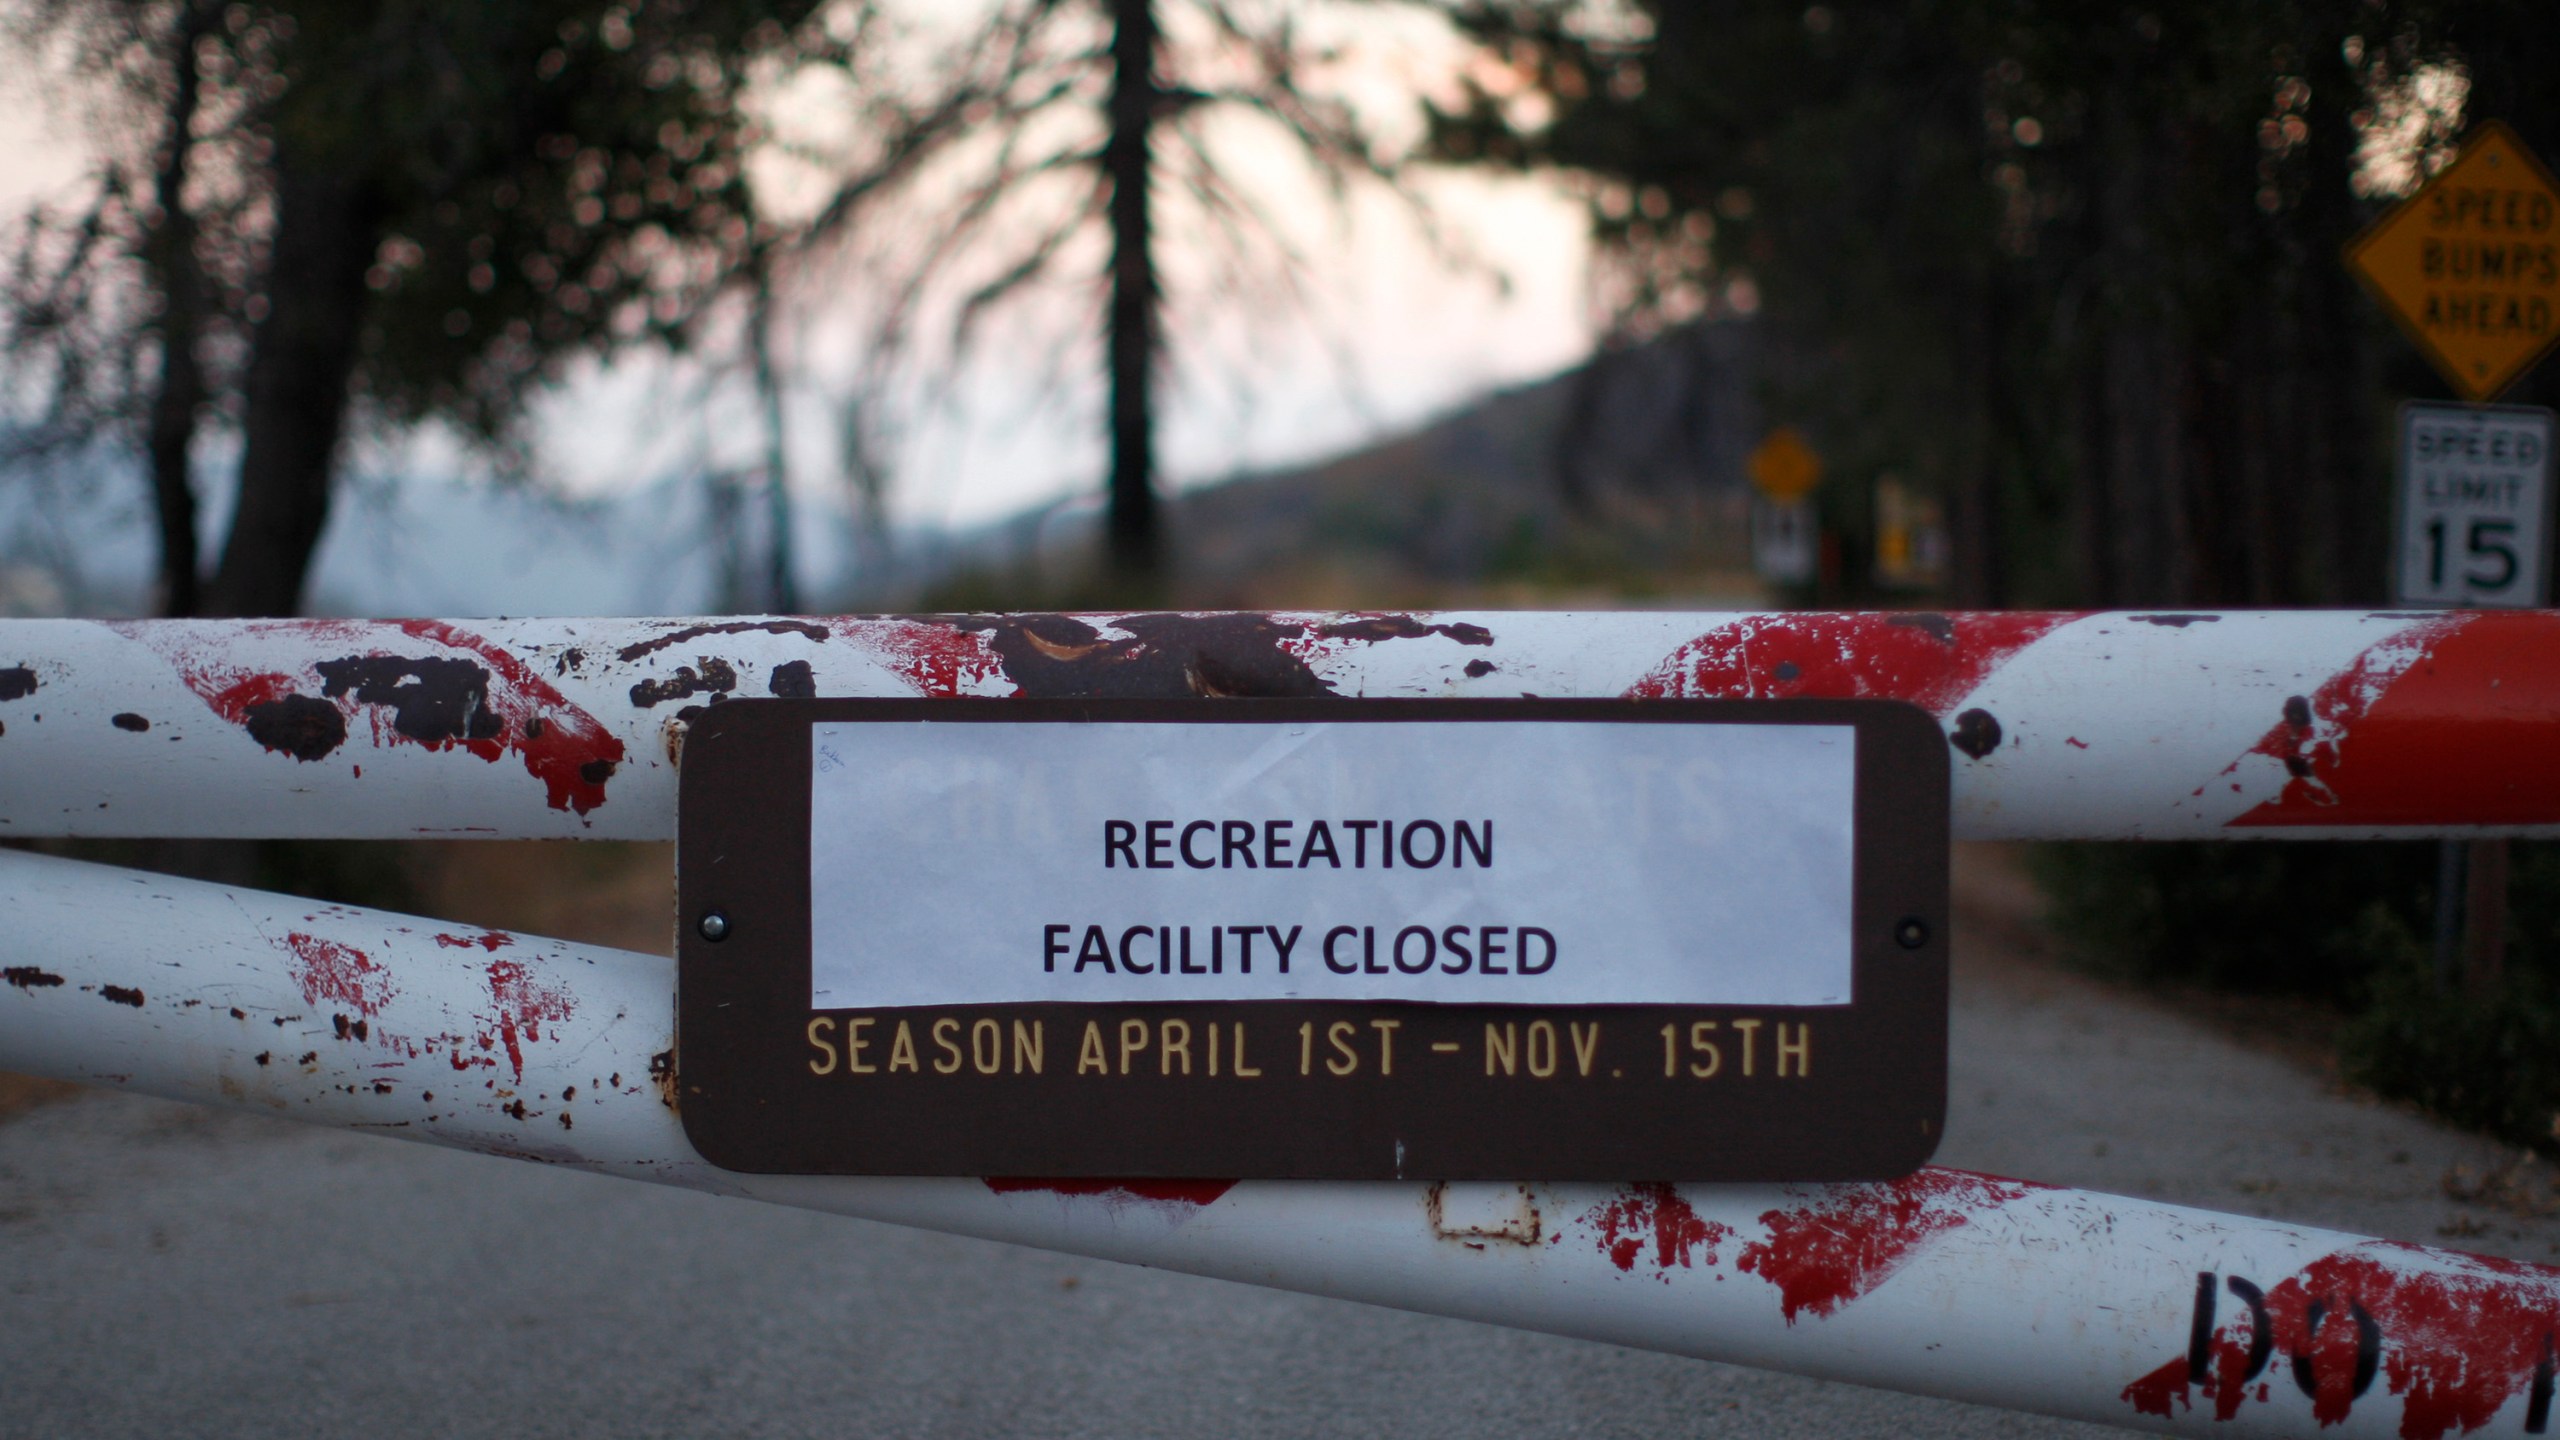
[809,719,1855,1010]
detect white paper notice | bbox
[808,720,1855,1009]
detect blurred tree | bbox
[792,0,1430,593]
[0,0,960,616]
[1428,1,2552,607]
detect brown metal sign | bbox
[675,698,1948,1181]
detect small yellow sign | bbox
[2347,121,2560,402]
[1748,428,1822,502]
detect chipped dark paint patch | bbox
[0,666,34,700]
[854,611,1507,700]
[316,656,502,745]
[390,620,626,814]
[110,712,149,732]
[2131,613,2221,627]
[1949,708,2003,760]
[960,614,1334,698]
[3,967,64,989]
[121,619,624,813]
[1311,615,1494,646]
[616,619,829,662]
[649,1048,679,1110]
[1463,659,1496,678]
[1885,612,1956,645]
[769,659,817,699]
[100,985,145,1007]
[244,694,345,760]
[983,1177,1238,1209]
[629,657,739,708]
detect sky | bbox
[0,3,1600,606]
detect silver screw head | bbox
[698,911,730,943]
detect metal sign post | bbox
[2391,402,2552,992]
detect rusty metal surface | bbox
[3,609,2557,840]
[7,846,2559,1437]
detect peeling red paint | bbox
[434,931,514,952]
[482,958,574,1082]
[982,1177,1237,1209]
[2123,1243,2560,1438]
[1737,1170,2039,1323]
[1624,612,2074,713]
[2232,612,2560,828]
[117,619,625,813]
[282,931,396,1020]
[1583,1183,1733,1278]
[842,620,1007,697]
[2124,1356,2196,1420]
[389,621,625,813]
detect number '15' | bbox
[2426,516,2519,590]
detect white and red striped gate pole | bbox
[0,609,2551,841]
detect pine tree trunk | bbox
[1104,0,1160,586]
[143,0,216,618]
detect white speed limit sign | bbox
[2394,402,2553,608]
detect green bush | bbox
[2030,841,2438,995]
[2340,940,2560,1151]
[2037,840,2560,1153]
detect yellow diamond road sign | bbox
[1748,427,1822,503]
[2347,121,2560,403]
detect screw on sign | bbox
[2346,121,2560,402]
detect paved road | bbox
[0,851,2550,1438]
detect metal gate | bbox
[4,608,2555,1437]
